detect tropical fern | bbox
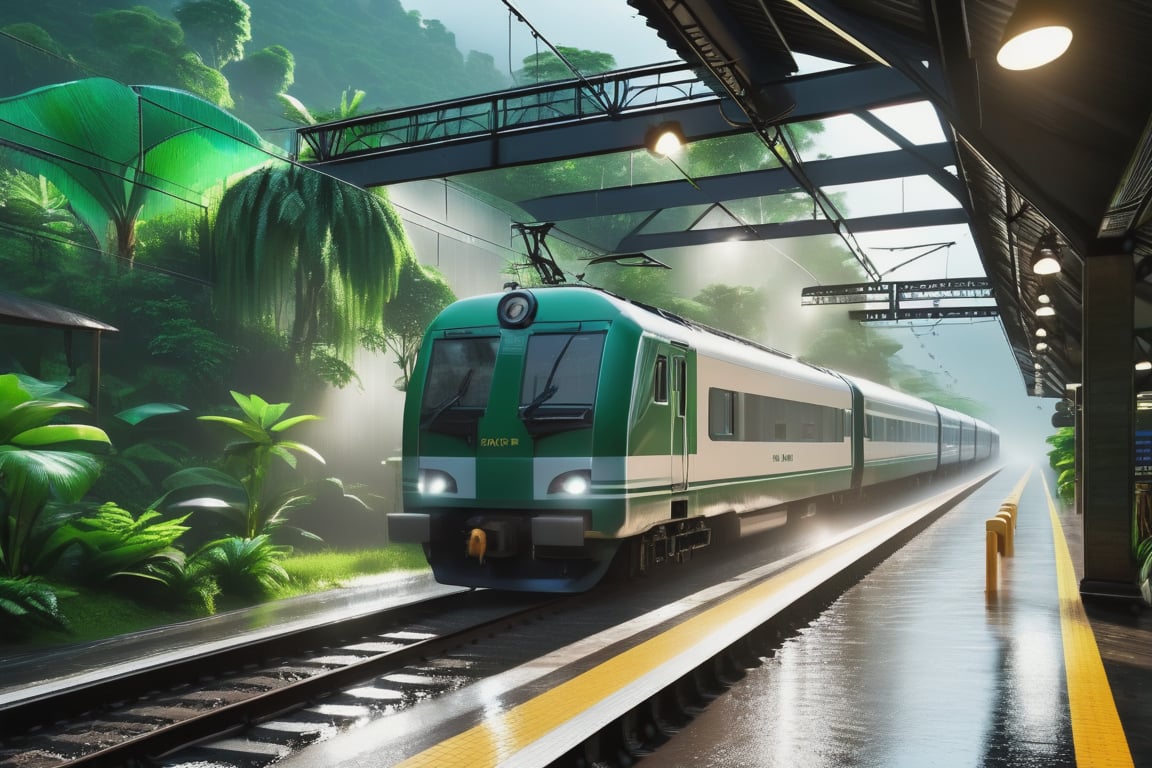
[41,502,191,582]
[0,576,70,638]
[194,534,291,599]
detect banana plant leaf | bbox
[0,78,274,258]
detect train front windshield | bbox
[420,337,498,432]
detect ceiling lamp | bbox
[997,0,1073,71]
[1035,327,1048,338]
[1036,341,1049,352]
[1137,361,1152,372]
[1036,305,1056,317]
[645,122,686,158]
[1030,231,1062,275]
[1038,293,1051,304]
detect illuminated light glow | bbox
[1036,341,1049,352]
[652,130,683,157]
[561,474,589,495]
[1035,328,1048,337]
[1034,363,1043,370]
[1032,251,1062,275]
[997,25,1073,71]
[1136,360,1152,371]
[1038,294,1051,304]
[1035,306,1056,317]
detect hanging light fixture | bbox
[997,0,1073,71]
[1035,327,1048,338]
[1030,230,1062,275]
[1035,305,1056,317]
[645,122,686,158]
[1036,341,1049,352]
[1136,361,1152,372]
[1038,293,1051,304]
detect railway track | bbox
[0,590,566,768]
[0,472,992,768]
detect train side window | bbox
[709,388,734,438]
[654,355,668,404]
[674,357,687,417]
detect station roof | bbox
[308,1,1152,399]
[622,0,1152,398]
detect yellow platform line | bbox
[1041,473,1134,767]
[394,487,964,768]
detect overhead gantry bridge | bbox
[295,62,968,252]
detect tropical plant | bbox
[0,576,70,638]
[41,502,191,583]
[0,373,111,578]
[211,165,411,373]
[0,78,270,266]
[196,391,325,540]
[138,553,220,614]
[1046,427,1075,504]
[362,259,456,391]
[194,534,290,599]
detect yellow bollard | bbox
[986,517,1008,592]
[986,528,1000,592]
[999,502,1018,529]
[996,511,1014,556]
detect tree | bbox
[694,284,767,339]
[174,0,252,69]
[0,78,269,265]
[515,47,617,84]
[88,7,232,107]
[211,165,412,372]
[800,326,904,384]
[362,260,456,391]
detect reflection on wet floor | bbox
[647,470,1075,768]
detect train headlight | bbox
[548,470,591,495]
[497,290,537,329]
[418,469,458,495]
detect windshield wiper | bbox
[422,368,473,428]
[521,334,578,420]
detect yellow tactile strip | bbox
[395,475,992,768]
[1042,474,1134,767]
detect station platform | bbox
[3,464,1149,767]
[272,464,1149,767]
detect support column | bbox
[1080,247,1139,597]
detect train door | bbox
[671,353,688,492]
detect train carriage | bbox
[389,286,998,592]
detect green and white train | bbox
[389,286,998,592]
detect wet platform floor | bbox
[648,464,1147,767]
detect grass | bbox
[1,545,430,653]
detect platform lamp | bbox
[997,0,1074,70]
[1030,230,1063,275]
[645,121,687,158]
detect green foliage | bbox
[195,391,324,539]
[195,534,290,599]
[211,166,411,372]
[0,374,111,577]
[0,576,70,639]
[174,0,252,69]
[515,46,617,84]
[43,502,191,583]
[800,326,904,385]
[362,260,456,391]
[693,284,767,339]
[1046,427,1075,504]
[88,6,232,107]
[0,78,270,264]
